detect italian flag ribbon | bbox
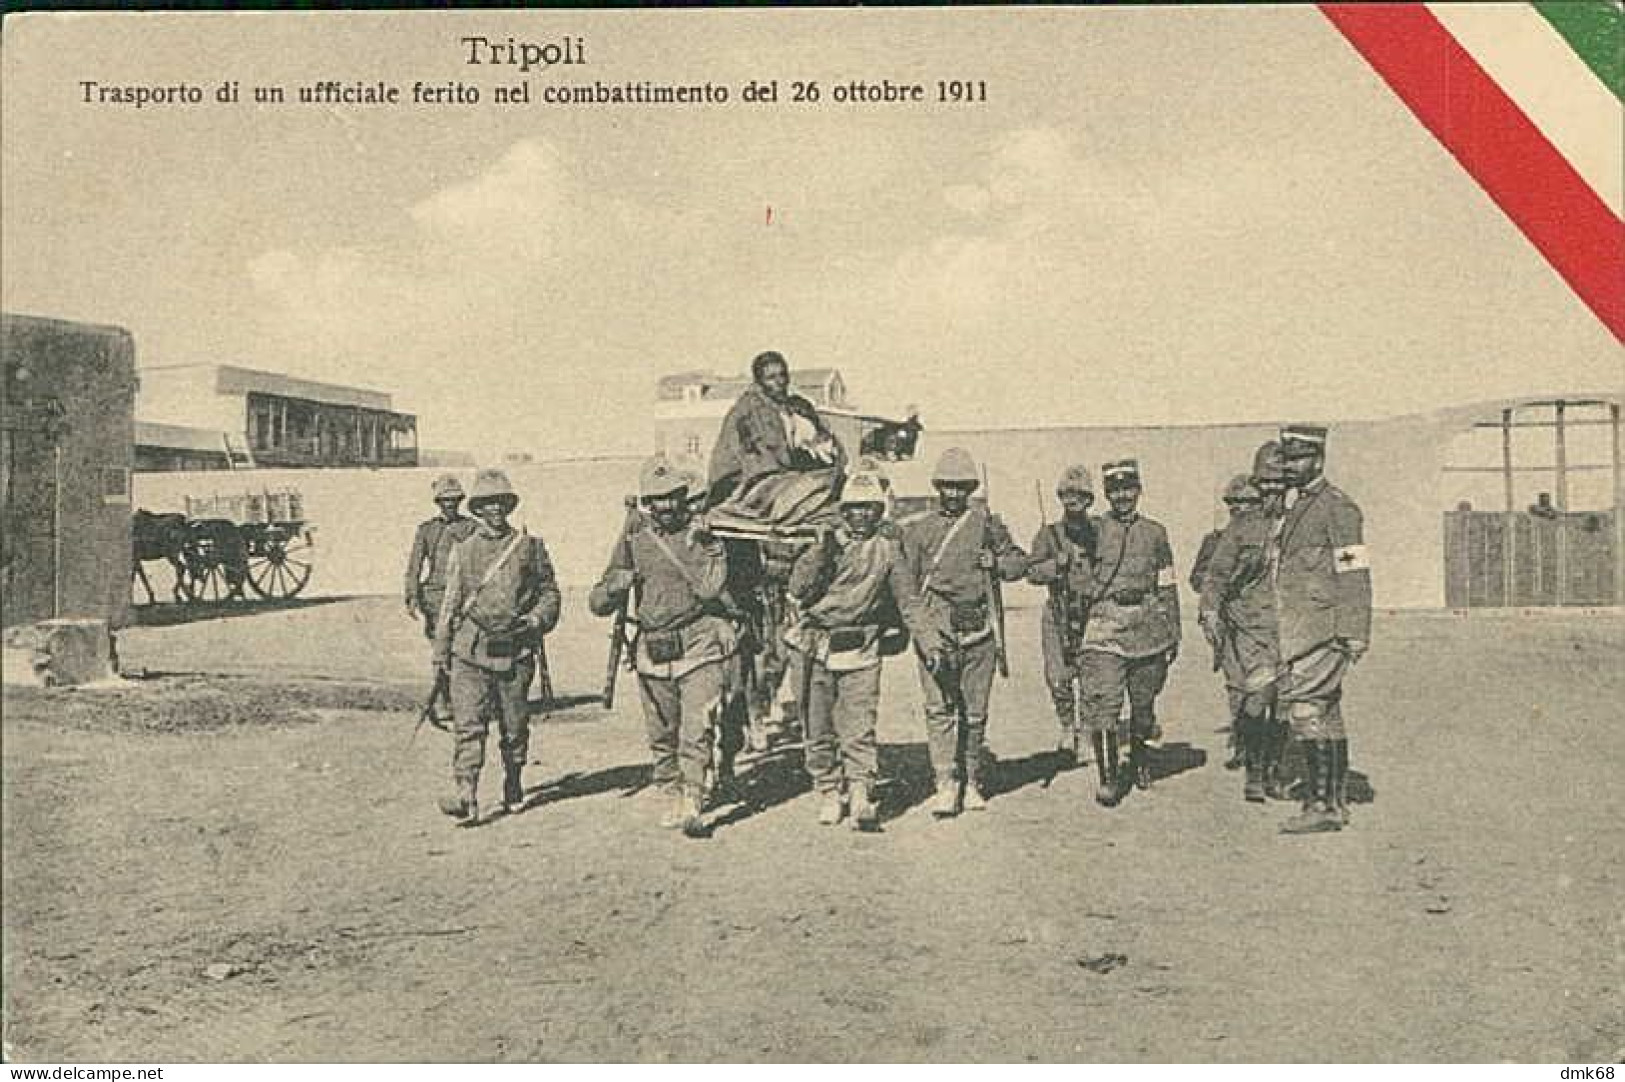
[1320,3,1624,342]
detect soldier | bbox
[432,470,561,825]
[1193,479,1251,772]
[589,455,736,837]
[403,474,477,638]
[1272,424,1371,834]
[1077,460,1180,803]
[901,447,1027,817]
[1198,471,1280,802]
[1024,465,1098,765]
[785,470,940,829]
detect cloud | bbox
[408,138,574,243]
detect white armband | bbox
[1156,566,1177,588]
[1333,544,1369,572]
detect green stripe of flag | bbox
[1534,1,1624,102]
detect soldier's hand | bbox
[604,568,638,595]
[1164,644,1179,666]
[1340,637,1369,664]
[976,550,997,571]
[692,524,716,547]
[405,597,419,618]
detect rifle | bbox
[602,499,642,710]
[981,465,1010,679]
[1036,481,1082,670]
[406,665,451,753]
[603,597,631,709]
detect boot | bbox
[1131,733,1153,791]
[1093,730,1120,807]
[850,784,880,832]
[962,779,988,812]
[679,791,708,838]
[1280,741,1341,834]
[1241,716,1266,803]
[931,778,960,818]
[1330,738,1350,825]
[1223,716,1245,770]
[1262,716,1293,800]
[502,763,525,814]
[437,774,478,825]
[817,787,847,826]
[658,786,688,829]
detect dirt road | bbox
[3,596,1620,1061]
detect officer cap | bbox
[1102,459,1142,492]
[638,455,688,500]
[932,447,981,487]
[1223,474,1260,503]
[431,474,464,501]
[467,468,518,508]
[1056,465,1094,497]
[1280,423,1328,458]
[1252,440,1286,483]
[840,470,889,507]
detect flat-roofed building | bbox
[136,363,418,469]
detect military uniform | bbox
[1078,460,1180,797]
[404,476,477,638]
[901,448,1027,814]
[432,471,562,824]
[1025,466,1098,756]
[786,471,938,828]
[1199,473,1283,801]
[1271,424,1371,833]
[589,456,736,834]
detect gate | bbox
[1444,510,1617,608]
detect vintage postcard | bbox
[1,5,1620,1066]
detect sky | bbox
[3,8,1620,460]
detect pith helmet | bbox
[431,474,465,500]
[467,468,518,507]
[1057,465,1094,497]
[1224,474,1260,502]
[932,447,980,487]
[638,455,688,499]
[1102,459,1142,492]
[1252,440,1286,483]
[841,470,888,507]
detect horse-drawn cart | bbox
[132,489,315,605]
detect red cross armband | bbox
[1333,544,1369,573]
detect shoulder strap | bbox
[921,509,975,596]
[644,526,709,596]
[457,529,527,619]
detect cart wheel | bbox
[247,531,313,599]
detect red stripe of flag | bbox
[1320,3,1625,343]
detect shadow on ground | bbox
[128,595,354,629]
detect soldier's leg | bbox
[1078,650,1126,806]
[442,659,495,821]
[915,653,961,815]
[1279,646,1349,835]
[1041,612,1078,757]
[803,654,844,822]
[494,654,535,812]
[1237,688,1269,804]
[835,664,882,829]
[958,638,998,809]
[675,660,726,835]
[635,674,683,802]
[1125,653,1168,790]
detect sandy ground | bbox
[3,594,1621,1062]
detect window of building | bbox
[685,434,702,457]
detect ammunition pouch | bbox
[1110,588,1148,606]
[643,628,686,665]
[827,626,871,654]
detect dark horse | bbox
[131,509,191,605]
